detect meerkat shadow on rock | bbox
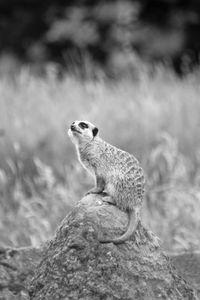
[68,120,145,244]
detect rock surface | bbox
[0,246,44,300]
[170,251,200,298]
[0,194,199,300]
[28,195,197,300]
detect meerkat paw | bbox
[102,195,116,206]
[85,187,104,196]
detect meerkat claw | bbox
[102,196,116,206]
[85,188,104,196]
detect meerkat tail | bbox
[100,207,140,244]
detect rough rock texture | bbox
[0,246,44,300]
[170,251,200,298]
[0,194,199,300]
[27,195,197,300]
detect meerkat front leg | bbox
[101,180,116,205]
[102,195,116,206]
[85,176,105,195]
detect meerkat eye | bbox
[79,122,88,129]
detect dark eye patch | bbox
[79,122,88,129]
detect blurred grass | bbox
[0,64,200,252]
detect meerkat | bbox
[68,120,145,244]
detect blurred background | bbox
[0,0,200,253]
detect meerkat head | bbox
[68,120,99,146]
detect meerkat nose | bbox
[71,124,76,131]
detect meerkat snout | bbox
[70,124,76,131]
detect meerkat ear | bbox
[92,127,99,137]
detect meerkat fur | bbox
[68,120,145,244]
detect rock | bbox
[0,194,198,299]
[170,251,200,298]
[0,246,44,300]
[27,194,197,300]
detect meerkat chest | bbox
[78,149,97,175]
[79,155,94,174]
